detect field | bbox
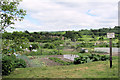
[2,54,118,78]
[1,0,120,79]
[3,56,118,78]
[2,27,119,79]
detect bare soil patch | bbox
[29,55,73,66]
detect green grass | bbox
[61,50,78,55]
[3,56,118,78]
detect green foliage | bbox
[0,0,26,32]
[78,38,84,41]
[49,57,72,65]
[49,50,62,55]
[31,44,39,49]
[70,45,76,49]
[2,55,16,75]
[74,55,92,64]
[53,40,64,46]
[74,54,109,64]
[99,36,104,41]
[79,49,85,53]
[2,54,27,75]
[2,49,8,54]
[43,43,55,49]
[64,31,79,41]
[26,49,62,56]
[14,58,27,68]
[76,42,94,48]
[100,55,109,61]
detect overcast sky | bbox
[6,0,119,32]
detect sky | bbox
[6,0,119,32]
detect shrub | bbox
[100,55,109,61]
[74,54,109,64]
[74,56,92,64]
[78,38,84,41]
[14,58,27,68]
[50,50,62,55]
[79,49,85,53]
[71,45,76,49]
[92,55,100,61]
[2,55,16,75]
[49,50,58,55]
[2,49,8,54]
[2,54,27,75]
[31,44,39,49]
[43,43,55,49]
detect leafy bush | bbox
[71,45,76,49]
[2,54,27,75]
[78,38,84,41]
[14,58,27,68]
[31,44,39,49]
[74,54,109,64]
[43,43,55,49]
[49,50,62,55]
[79,49,85,53]
[100,55,109,61]
[38,40,52,43]
[53,40,64,46]
[49,57,72,65]
[74,55,92,64]
[2,49,8,54]
[2,55,16,75]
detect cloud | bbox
[7,0,119,32]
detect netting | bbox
[17,54,45,67]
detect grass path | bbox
[3,57,118,78]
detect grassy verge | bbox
[3,56,118,78]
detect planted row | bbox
[74,54,109,64]
[49,57,72,65]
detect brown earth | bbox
[29,55,73,67]
[28,52,119,67]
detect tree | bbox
[0,0,26,32]
[64,31,79,42]
[24,30,29,34]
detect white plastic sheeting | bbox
[94,48,120,53]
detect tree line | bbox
[2,26,120,42]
